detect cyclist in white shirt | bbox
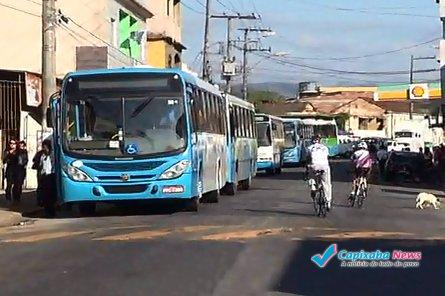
[306,135,332,210]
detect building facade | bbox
[147,0,185,68]
[0,0,153,76]
[0,0,153,188]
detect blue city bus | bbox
[282,118,303,166]
[49,67,228,214]
[281,115,340,159]
[221,94,257,195]
[255,114,285,174]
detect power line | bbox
[58,23,131,66]
[192,0,206,9]
[254,52,439,76]
[22,0,41,6]
[298,0,437,18]
[181,1,205,14]
[0,2,40,17]
[64,15,143,64]
[279,37,441,61]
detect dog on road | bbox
[416,193,441,210]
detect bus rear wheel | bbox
[222,182,237,196]
[78,202,96,217]
[239,177,251,190]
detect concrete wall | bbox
[147,0,182,43]
[146,0,183,68]
[0,0,145,77]
[147,40,167,67]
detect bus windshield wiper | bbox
[130,96,155,118]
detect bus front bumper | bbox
[61,174,196,203]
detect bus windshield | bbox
[257,122,271,147]
[314,124,336,138]
[284,122,296,148]
[62,73,186,158]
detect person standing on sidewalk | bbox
[32,146,45,206]
[14,141,29,202]
[2,139,19,203]
[37,140,57,217]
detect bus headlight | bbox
[62,164,92,182]
[159,160,190,180]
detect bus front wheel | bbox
[78,202,96,217]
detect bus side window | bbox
[234,106,239,138]
[189,87,197,132]
[246,109,252,138]
[251,112,256,139]
[216,97,222,134]
[222,98,227,135]
[241,108,246,138]
[229,107,236,139]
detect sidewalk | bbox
[0,190,41,227]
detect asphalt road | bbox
[0,160,444,296]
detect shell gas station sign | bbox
[373,82,440,101]
[409,84,429,100]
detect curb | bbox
[0,210,24,228]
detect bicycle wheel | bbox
[348,192,356,207]
[312,191,319,214]
[318,189,328,218]
[357,184,365,208]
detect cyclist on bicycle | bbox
[349,141,373,200]
[306,134,332,210]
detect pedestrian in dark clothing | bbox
[424,147,434,167]
[36,140,57,217]
[13,141,28,202]
[32,148,44,206]
[2,139,19,202]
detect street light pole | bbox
[409,55,414,120]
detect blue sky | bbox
[181,0,441,86]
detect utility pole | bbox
[238,27,273,100]
[211,14,258,93]
[409,55,414,120]
[42,0,57,131]
[202,0,211,81]
[409,55,436,119]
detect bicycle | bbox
[311,170,328,218]
[349,175,368,208]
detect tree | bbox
[247,90,284,105]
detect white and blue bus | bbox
[49,67,228,214]
[282,118,303,166]
[255,114,285,174]
[222,94,257,195]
